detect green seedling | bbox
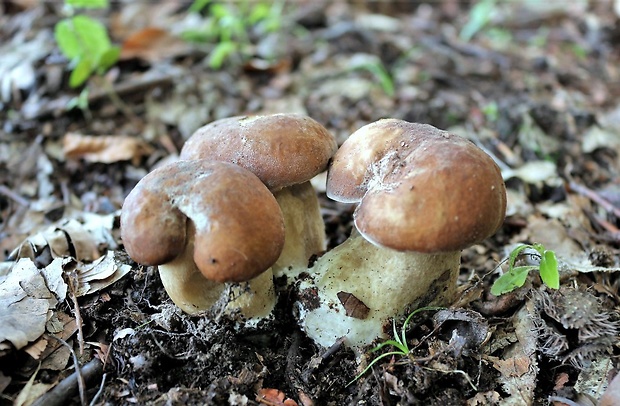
[491,243,559,296]
[183,0,283,69]
[353,62,395,97]
[348,306,443,386]
[460,0,498,42]
[54,0,120,88]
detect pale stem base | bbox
[158,230,276,321]
[297,229,460,348]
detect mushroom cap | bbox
[327,119,506,253]
[179,114,338,191]
[120,160,285,283]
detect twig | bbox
[30,357,103,406]
[89,372,107,406]
[67,276,86,357]
[0,184,30,207]
[32,335,103,406]
[568,181,620,219]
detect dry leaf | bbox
[337,291,370,319]
[63,133,153,165]
[488,302,538,405]
[74,251,131,297]
[257,388,299,406]
[10,214,118,265]
[120,27,190,63]
[0,259,52,349]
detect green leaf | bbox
[539,250,559,289]
[208,41,237,69]
[490,266,536,296]
[189,0,211,13]
[247,3,270,24]
[55,15,113,62]
[97,46,120,72]
[460,0,496,42]
[508,244,532,269]
[69,57,94,88]
[55,19,83,60]
[66,0,108,8]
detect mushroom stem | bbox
[297,229,460,348]
[158,222,276,321]
[272,181,326,279]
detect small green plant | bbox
[482,101,499,122]
[491,243,559,296]
[348,306,443,385]
[459,0,498,42]
[54,0,120,88]
[353,62,395,97]
[183,0,283,69]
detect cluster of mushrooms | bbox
[121,114,507,348]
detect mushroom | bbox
[180,113,338,279]
[297,119,507,347]
[120,159,285,321]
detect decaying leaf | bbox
[0,259,56,350]
[72,251,131,297]
[487,301,538,405]
[63,132,153,165]
[120,27,191,62]
[337,291,370,319]
[574,358,615,401]
[433,309,489,354]
[10,214,118,265]
[256,388,298,406]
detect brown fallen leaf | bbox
[256,388,298,406]
[120,27,191,63]
[63,133,153,165]
[337,291,370,319]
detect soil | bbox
[1,1,620,405]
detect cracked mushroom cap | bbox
[327,119,507,253]
[179,114,338,191]
[120,160,285,283]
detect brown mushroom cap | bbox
[121,160,285,282]
[327,119,507,253]
[179,114,338,191]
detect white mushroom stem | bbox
[296,229,460,348]
[272,181,326,279]
[158,224,276,322]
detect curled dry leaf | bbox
[72,251,131,297]
[9,213,118,266]
[63,133,153,165]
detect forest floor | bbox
[1,1,620,405]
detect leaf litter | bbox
[1,1,620,405]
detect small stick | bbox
[568,181,620,219]
[30,357,103,406]
[0,185,30,207]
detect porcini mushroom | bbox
[180,114,338,278]
[297,119,507,347]
[121,159,285,321]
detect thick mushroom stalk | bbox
[121,160,285,322]
[297,119,507,348]
[180,114,338,279]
